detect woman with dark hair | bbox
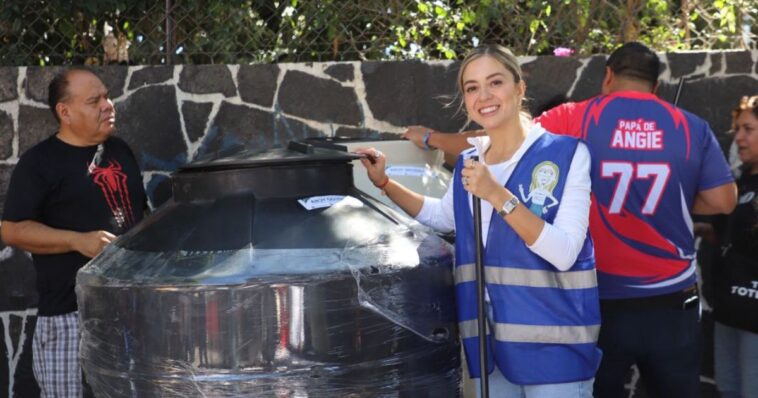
[711,95,758,398]
[357,44,600,397]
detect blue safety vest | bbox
[453,132,602,384]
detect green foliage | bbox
[0,0,755,65]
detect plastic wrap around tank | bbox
[76,142,460,397]
[304,137,452,210]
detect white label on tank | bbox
[385,165,437,178]
[298,195,362,210]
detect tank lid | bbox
[171,141,366,202]
[180,141,362,172]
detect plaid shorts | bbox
[32,312,82,398]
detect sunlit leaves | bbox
[0,0,754,65]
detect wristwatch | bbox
[422,130,434,150]
[498,196,520,217]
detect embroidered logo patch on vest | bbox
[518,160,560,216]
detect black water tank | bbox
[76,142,460,397]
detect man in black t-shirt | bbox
[0,67,145,397]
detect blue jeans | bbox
[714,321,758,398]
[593,304,701,398]
[473,368,594,398]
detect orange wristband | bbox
[375,175,390,189]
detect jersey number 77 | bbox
[601,161,671,215]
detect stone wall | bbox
[1,51,757,397]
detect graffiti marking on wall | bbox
[1,308,37,397]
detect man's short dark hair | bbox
[606,42,660,86]
[47,66,98,122]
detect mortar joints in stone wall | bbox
[267,62,381,137]
[188,99,222,162]
[426,59,456,67]
[278,61,354,87]
[173,64,278,161]
[268,62,344,135]
[660,53,713,82]
[658,50,758,81]
[173,65,245,162]
[114,66,163,102]
[121,64,142,91]
[18,72,48,109]
[269,61,286,115]
[518,56,538,65]
[228,65,241,97]
[713,53,726,76]
[657,54,672,82]
[173,62,360,161]
[690,54,713,80]
[351,62,405,135]
[175,65,195,161]
[273,104,343,137]
[174,61,413,148]
[565,56,595,100]
[141,170,172,210]
[170,64,181,87]
[112,66,137,104]
[1,67,27,164]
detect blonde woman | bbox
[357,44,600,397]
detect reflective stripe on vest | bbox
[455,263,597,289]
[459,319,600,344]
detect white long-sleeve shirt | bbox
[415,123,591,271]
